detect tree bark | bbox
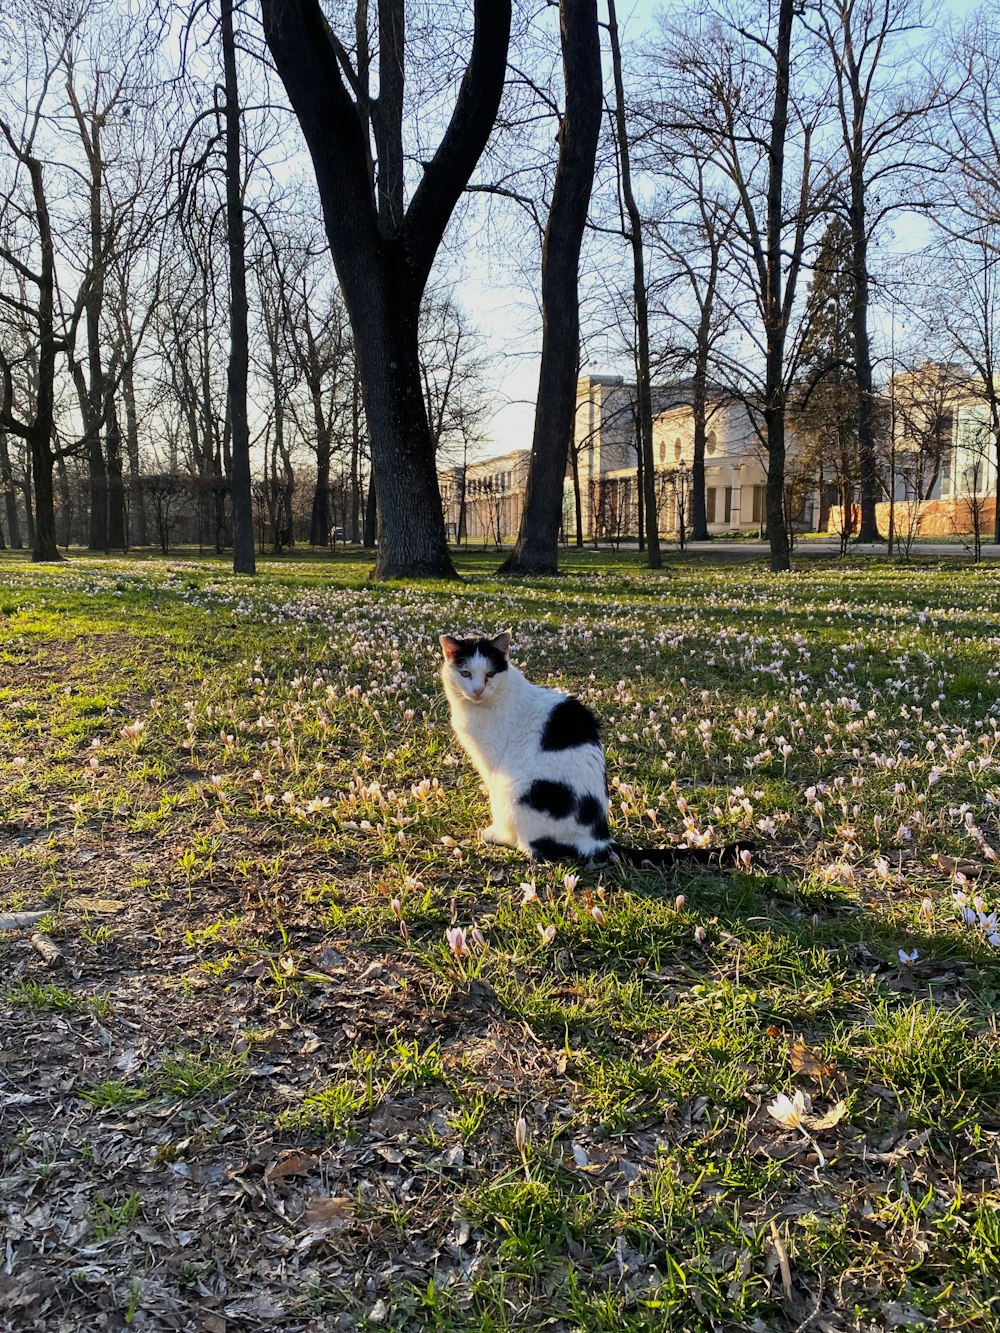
[498,0,602,575]
[262,0,511,579]
[363,470,377,548]
[222,0,256,574]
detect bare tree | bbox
[806,0,948,544]
[605,0,659,566]
[261,0,511,579]
[657,0,824,571]
[499,0,602,575]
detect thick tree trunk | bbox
[223,0,256,575]
[262,0,511,580]
[31,428,59,561]
[310,456,331,547]
[356,295,455,575]
[499,0,602,575]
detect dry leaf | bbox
[807,1100,847,1131]
[935,854,984,878]
[65,896,128,914]
[264,1151,318,1182]
[302,1195,354,1229]
[788,1038,836,1080]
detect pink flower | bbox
[674,894,686,910]
[590,906,606,925]
[12,757,25,772]
[538,923,556,945]
[445,927,467,957]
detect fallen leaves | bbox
[788,1037,837,1081]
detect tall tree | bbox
[792,216,860,533]
[261,0,511,579]
[658,0,820,571]
[499,0,602,575]
[221,0,255,574]
[808,0,946,543]
[606,0,659,567]
[0,109,65,560]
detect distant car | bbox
[333,528,346,541]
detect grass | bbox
[1,546,1000,1330]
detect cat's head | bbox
[439,632,511,703]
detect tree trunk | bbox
[0,425,22,548]
[851,195,881,541]
[607,0,660,568]
[764,0,794,573]
[222,0,256,575]
[262,0,511,580]
[350,364,362,542]
[106,406,126,550]
[499,0,602,575]
[310,455,331,547]
[363,470,377,548]
[122,357,147,546]
[570,447,583,546]
[689,371,710,541]
[32,428,60,560]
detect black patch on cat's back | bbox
[529,837,579,862]
[576,793,610,840]
[520,780,575,820]
[540,697,600,751]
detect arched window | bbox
[674,439,682,462]
[707,431,717,455]
[659,441,666,463]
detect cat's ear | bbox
[492,631,511,656]
[439,635,462,663]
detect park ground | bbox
[1,548,999,1332]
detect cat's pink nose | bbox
[472,686,485,698]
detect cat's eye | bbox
[459,669,473,678]
[485,671,496,679]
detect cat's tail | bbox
[603,840,754,869]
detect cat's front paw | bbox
[479,824,506,845]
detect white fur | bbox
[440,639,610,860]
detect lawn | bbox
[1,548,999,1332]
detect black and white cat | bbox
[439,631,741,866]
